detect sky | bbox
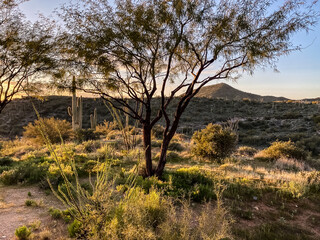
[19,0,320,100]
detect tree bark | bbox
[155,138,170,177]
[143,124,153,177]
[155,110,183,177]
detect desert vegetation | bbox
[1,108,320,239]
[0,0,319,239]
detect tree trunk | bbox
[143,124,153,177]
[155,138,170,177]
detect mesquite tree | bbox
[58,0,318,177]
[0,0,55,114]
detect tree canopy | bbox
[57,0,318,176]
[0,0,56,113]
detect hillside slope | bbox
[196,83,288,102]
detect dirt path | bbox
[0,185,67,240]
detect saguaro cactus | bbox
[67,76,83,131]
[90,108,97,130]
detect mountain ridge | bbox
[195,83,288,102]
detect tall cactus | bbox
[68,76,83,131]
[90,108,97,130]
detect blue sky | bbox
[20,0,320,100]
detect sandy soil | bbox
[0,185,67,240]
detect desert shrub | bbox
[312,114,320,124]
[166,151,185,163]
[297,136,320,156]
[0,166,10,174]
[191,123,237,162]
[254,140,307,161]
[0,169,18,185]
[163,167,215,202]
[307,171,320,194]
[95,120,116,136]
[68,220,82,238]
[237,146,258,157]
[168,141,184,152]
[81,160,99,173]
[152,124,165,139]
[0,157,14,166]
[25,199,38,207]
[15,225,31,240]
[49,147,232,239]
[153,151,186,164]
[0,157,52,185]
[23,117,72,145]
[74,129,99,142]
[151,140,162,148]
[49,207,63,219]
[274,157,311,172]
[35,229,52,240]
[80,140,101,153]
[48,207,74,224]
[0,139,37,159]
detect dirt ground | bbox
[0,185,67,240]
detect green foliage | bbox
[49,207,63,219]
[152,125,164,139]
[0,157,14,166]
[255,140,307,161]
[0,157,50,185]
[0,0,56,114]
[23,117,72,145]
[46,140,232,239]
[15,225,31,240]
[164,167,215,202]
[74,129,99,143]
[238,146,258,157]
[191,123,237,162]
[25,199,38,207]
[168,141,184,152]
[49,207,74,223]
[68,220,82,238]
[0,169,17,185]
[297,136,320,156]
[80,140,101,153]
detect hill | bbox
[195,83,288,102]
[303,97,320,102]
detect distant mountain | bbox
[302,97,320,102]
[195,83,288,102]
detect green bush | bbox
[164,167,215,202]
[237,146,258,157]
[152,125,165,139]
[23,117,72,145]
[191,123,237,162]
[168,141,184,152]
[297,136,320,156]
[74,129,99,143]
[68,220,82,238]
[49,207,74,223]
[15,225,31,240]
[0,157,51,185]
[0,169,18,185]
[0,157,14,166]
[25,199,38,207]
[49,207,63,219]
[81,140,101,153]
[153,151,186,163]
[255,140,307,161]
